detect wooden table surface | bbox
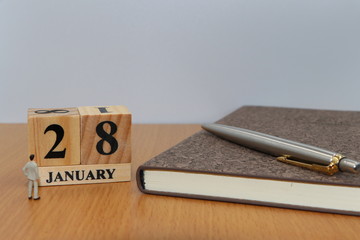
[0,123,359,240]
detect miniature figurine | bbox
[22,154,40,200]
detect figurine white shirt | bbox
[22,161,39,180]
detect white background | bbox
[1,0,360,123]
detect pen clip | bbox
[276,154,343,175]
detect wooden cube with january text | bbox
[28,105,131,186]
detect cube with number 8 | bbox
[78,106,131,165]
[28,108,81,166]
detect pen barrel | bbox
[204,124,335,166]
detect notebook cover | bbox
[136,106,360,215]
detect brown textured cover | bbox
[136,106,360,215]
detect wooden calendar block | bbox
[28,108,81,166]
[78,106,131,165]
[38,163,131,186]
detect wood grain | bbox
[1,123,359,240]
[78,106,131,165]
[27,108,80,166]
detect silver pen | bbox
[202,123,360,175]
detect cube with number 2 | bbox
[28,108,81,166]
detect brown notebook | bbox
[136,106,360,215]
